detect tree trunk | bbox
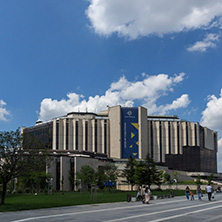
[1,182,7,205]
[131,184,133,191]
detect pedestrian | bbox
[136,188,143,201]
[190,190,194,200]
[205,183,213,201]
[196,185,202,200]
[144,187,151,204]
[185,186,190,200]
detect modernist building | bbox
[22,106,218,191]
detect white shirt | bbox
[206,185,212,193]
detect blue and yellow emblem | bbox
[121,108,139,158]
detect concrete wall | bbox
[109,106,122,158]
[138,106,148,159]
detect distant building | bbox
[22,106,218,191]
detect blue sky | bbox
[0,0,222,170]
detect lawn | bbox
[0,190,185,212]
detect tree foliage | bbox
[121,155,137,190]
[77,164,118,190]
[76,165,96,189]
[123,153,163,189]
[0,129,50,204]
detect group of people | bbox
[136,186,152,204]
[185,184,215,201]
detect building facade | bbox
[22,105,218,190]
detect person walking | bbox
[136,188,143,201]
[197,185,202,200]
[185,186,190,200]
[190,190,195,200]
[144,187,151,204]
[205,184,213,201]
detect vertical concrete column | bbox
[171,122,177,154]
[181,122,186,147]
[71,119,75,150]
[190,122,195,146]
[73,120,77,150]
[52,119,57,150]
[106,120,110,157]
[101,119,105,154]
[108,106,122,159]
[153,121,160,162]
[147,121,152,156]
[138,106,148,159]
[91,119,95,152]
[163,122,169,156]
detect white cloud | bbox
[200,89,222,172]
[86,0,222,39]
[0,100,10,121]
[149,94,190,115]
[187,33,220,52]
[200,89,222,131]
[38,72,189,121]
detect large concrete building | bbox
[22,106,218,191]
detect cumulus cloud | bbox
[0,100,10,121]
[200,89,222,131]
[38,72,189,121]
[149,94,190,115]
[200,90,222,172]
[86,0,222,39]
[187,33,221,52]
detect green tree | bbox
[173,170,178,183]
[163,173,171,183]
[0,129,50,204]
[195,174,202,186]
[207,173,214,184]
[134,153,161,188]
[134,161,147,186]
[76,165,96,190]
[122,155,137,191]
[96,164,118,190]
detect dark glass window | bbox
[76,121,78,150]
[85,121,88,151]
[159,122,162,162]
[70,158,74,191]
[56,158,60,191]
[23,122,53,150]
[168,122,171,154]
[66,119,69,150]
[95,120,97,152]
[195,124,197,146]
[56,122,59,150]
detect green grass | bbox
[0,190,185,212]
